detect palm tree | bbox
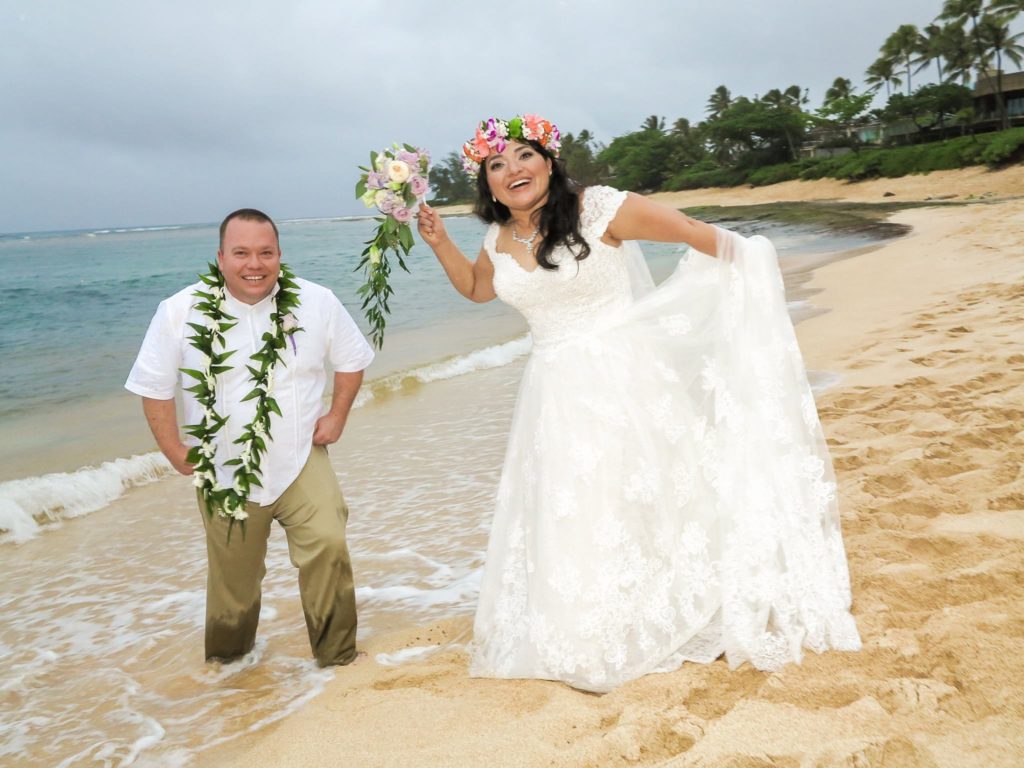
[671,117,692,136]
[783,84,809,108]
[761,88,786,108]
[883,24,923,95]
[914,23,947,82]
[977,12,1024,128]
[938,23,974,85]
[939,0,987,80]
[642,115,666,132]
[940,0,985,33]
[866,56,903,97]
[706,85,732,120]
[989,0,1024,19]
[759,86,808,160]
[825,77,854,104]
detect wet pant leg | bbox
[199,492,273,662]
[271,445,358,667]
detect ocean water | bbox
[0,214,885,765]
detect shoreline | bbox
[207,164,1024,767]
[0,206,881,544]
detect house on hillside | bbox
[973,69,1024,128]
[799,121,900,159]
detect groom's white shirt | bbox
[125,278,373,505]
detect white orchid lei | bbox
[181,262,302,541]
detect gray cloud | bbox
[2,0,972,232]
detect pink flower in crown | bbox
[472,130,492,157]
[521,113,560,152]
[398,150,420,166]
[482,119,508,153]
[522,114,543,141]
[391,206,412,223]
[485,117,507,141]
[547,123,562,153]
[409,175,429,196]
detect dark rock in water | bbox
[883,191,895,197]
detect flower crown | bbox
[461,114,561,177]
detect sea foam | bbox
[0,453,172,543]
[356,334,531,407]
[0,336,530,545]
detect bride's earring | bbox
[491,194,497,203]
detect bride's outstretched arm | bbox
[417,204,497,303]
[605,193,720,257]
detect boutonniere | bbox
[282,312,300,353]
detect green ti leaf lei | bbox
[181,263,302,542]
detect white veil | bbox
[621,238,656,299]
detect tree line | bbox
[429,0,1024,203]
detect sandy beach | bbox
[206,165,1024,768]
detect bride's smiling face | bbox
[484,141,553,211]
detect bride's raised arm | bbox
[416,203,497,303]
[605,192,720,257]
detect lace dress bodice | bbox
[485,186,631,346]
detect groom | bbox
[125,208,374,666]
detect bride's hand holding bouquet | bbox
[415,203,449,250]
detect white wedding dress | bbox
[469,186,861,693]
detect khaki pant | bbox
[198,445,357,667]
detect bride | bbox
[416,114,861,693]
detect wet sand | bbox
[208,165,1024,767]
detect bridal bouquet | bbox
[355,144,430,349]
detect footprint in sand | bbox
[909,349,968,367]
[875,678,958,716]
[863,473,913,497]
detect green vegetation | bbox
[668,126,1024,189]
[430,0,1024,204]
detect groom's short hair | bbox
[219,208,280,248]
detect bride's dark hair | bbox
[474,140,591,270]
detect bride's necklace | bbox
[511,224,540,260]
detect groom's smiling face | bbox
[217,219,281,304]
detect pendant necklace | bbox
[511,224,540,260]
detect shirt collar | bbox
[222,280,281,314]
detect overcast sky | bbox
[2,0,975,233]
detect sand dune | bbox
[210,166,1024,768]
